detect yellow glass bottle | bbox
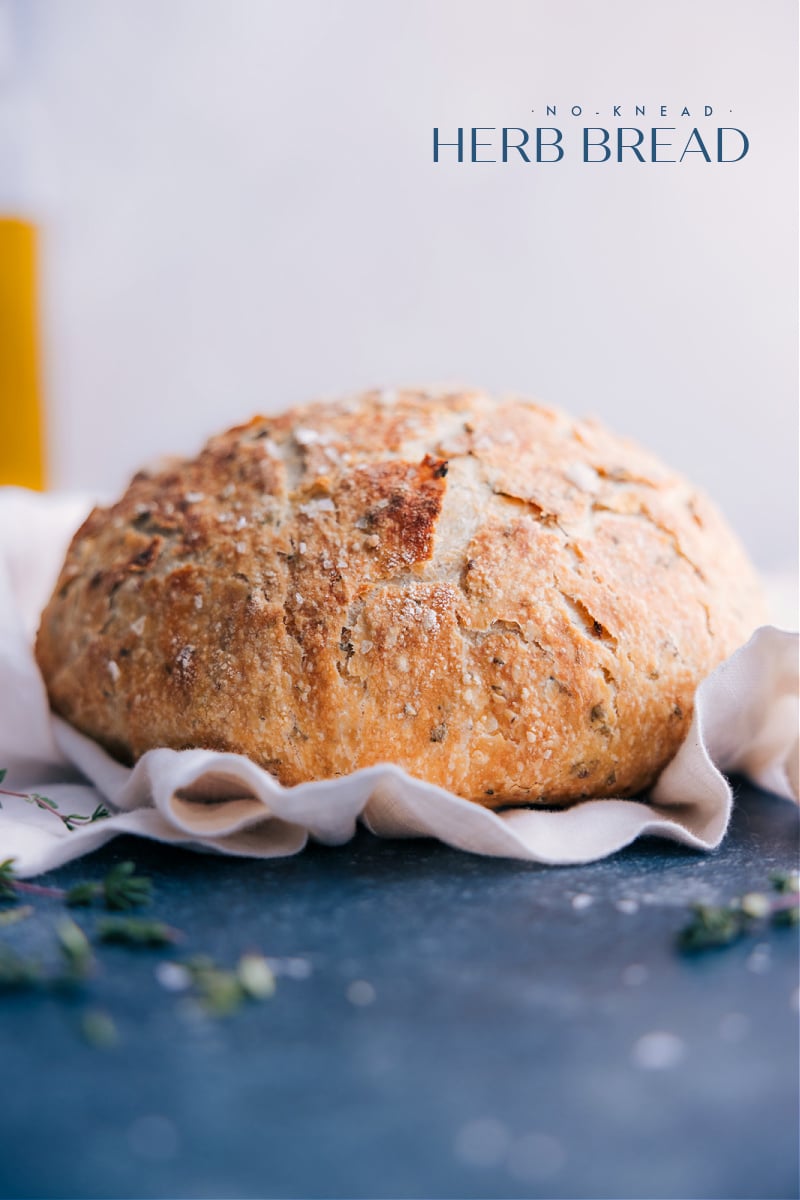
[0,216,45,490]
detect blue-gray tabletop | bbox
[1,780,798,1200]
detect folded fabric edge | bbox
[5,807,313,878]
[8,624,797,877]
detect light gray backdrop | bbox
[10,0,799,570]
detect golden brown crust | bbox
[35,388,766,806]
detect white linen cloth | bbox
[0,488,797,878]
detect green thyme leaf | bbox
[96,916,182,946]
[0,904,33,927]
[739,892,771,920]
[29,793,58,810]
[237,953,276,1000]
[677,903,745,953]
[771,870,800,895]
[0,858,18,902]
[102,862,153,910]
[0,943,42,990]
[65,881,103,907]
[183,955,245,1015]
[772,904,800,927]
[80,1009,119,1048]
[55,917,94,980]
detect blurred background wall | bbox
[2,0,798,570]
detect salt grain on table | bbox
[453,1117,510,1168]
[346,980,376,1007]
[632,1031,686,1070]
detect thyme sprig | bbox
[67,861,153,911]
[678,871,799,953]
[97,916,182,947]
[0,916,94,991]
[0,769,109,831]
[0,858,65,902]
[182,952,276,1015]
[1,858,155,911]
[0,859,277,1029]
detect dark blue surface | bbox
[1,781,798,1200]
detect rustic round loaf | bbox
[36,388,765,807]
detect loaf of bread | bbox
[35,389,765,807]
